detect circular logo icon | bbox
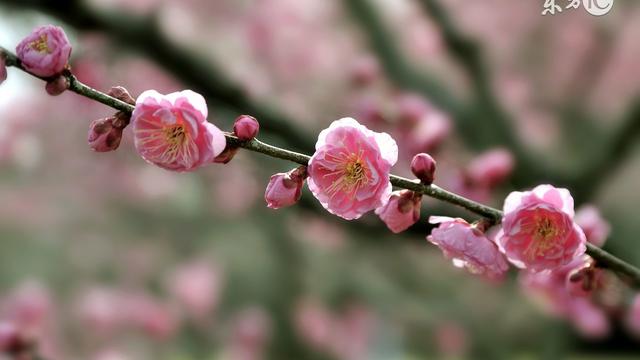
[583,0,614,16]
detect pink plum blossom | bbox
[575,205,610,247]
[131,90,226,172]
[496,185,586,271]
[265,166,306,209]
[307,117,398,220]
[375,190,421,233]
[428,216,509,280]
[569,298,610,339]
[16,25,72,77]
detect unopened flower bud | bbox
[45,75,69,96]
[88,117,123,152]
[233,115,260,141]
[411,153,436,185]
[375,190,421,233]
[265,166,307,209]
[108,86,135,105]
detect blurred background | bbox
[0,0,639,359]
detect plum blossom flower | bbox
[496,185,586,271]
[307,118,398,220]
[16,25,72,77]
[131,90,226,172]
[575,205,610,247]
[428,216,509,280]
[375,190,421,233]
[265,166,306,209]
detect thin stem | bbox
[2,47,639,287]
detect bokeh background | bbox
[0,0,639,359]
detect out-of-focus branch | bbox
[4,47,640,288]
[568,99,640,202]
[0,0,315,152]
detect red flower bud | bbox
[45,75,69,96]
[233,115,260,141]
[88,117,123,152]
[411,153,436,185]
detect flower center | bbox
[522,212,566,260]
[324,151,371,197]
[30,34,51,54]
[162,124,188,159]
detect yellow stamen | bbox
[30,34,51,54]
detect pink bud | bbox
[375,190,421,233]
[45,75,69,96]
[265,166,306,209]
[466,148,514,188]
[411,153,436,185]
[0,56,7,85]
[108,86,135,105]
[88,117,123,152]
[233,115,260,141]
[16,25,72,77]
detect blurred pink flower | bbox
[168,260,222,319]
[435,322,468,357]
[76,287,124,337]
[627,294,640,338]
[332,305,375,360]
[496,185,586,271]
[88,117,124,152]
[399,101,452,155]
[375,190,421,233]
[2,281,52,333]
[131,89,226,172]
[308,118,397,220]
[349,55,380,87]
[575,205,610,247]
[569,298,610,339]
[294,300,335,351]
[227,308,271,360]
[233,115,260,141]
[428,216,509,280]
[465,148,515,188]
[265,166,306,209]
[124,294,178,341]
[16,25,72,77]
